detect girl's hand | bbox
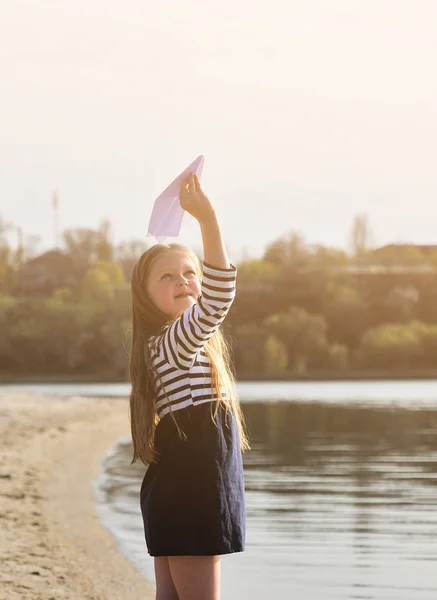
[179,173,216,224]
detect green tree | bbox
[263,335,288,375]
[264,231,309,267]
[237,258,280,286]
[63,220,115,266]
[310,245,350,269]
[355,321,425,369]
[265,306,330,373]
[419,325,437,367]
[235,323,267,374]
[81,261,125,304]
[81,268,114,304]
[94,260,125,287]
[323,283,369,348]
[328,343,349,371]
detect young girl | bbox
[129,172,251,600]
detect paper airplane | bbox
[147,155,205,242]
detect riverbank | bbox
[0,391,153,600]
[2,368,437,384]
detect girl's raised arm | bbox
[181,172,231,270]
[149,174,236,370]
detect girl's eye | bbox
[160,270,195,281]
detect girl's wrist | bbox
[198,209,218,228]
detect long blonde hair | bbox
[128,243,251,467]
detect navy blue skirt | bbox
[139,400,246,557]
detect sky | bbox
[1,0,436,261]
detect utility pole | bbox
[52,190,60,248]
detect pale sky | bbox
[1,0,436,261]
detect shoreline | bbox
[3,369,437,385]
[0,392,154,600]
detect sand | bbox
[0,391,154,600]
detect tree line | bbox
[2,214,437,380]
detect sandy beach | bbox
[0,391,154,600]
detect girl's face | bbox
[147,250,201,318]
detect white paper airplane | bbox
[147,155,205,242]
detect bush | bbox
[263,335,288,375]
[355,320,436,369]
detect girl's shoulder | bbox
[148,324,170,345]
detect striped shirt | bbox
[148,261,237,421]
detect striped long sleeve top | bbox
[148,261,237,421]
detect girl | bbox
[129,172,251,600]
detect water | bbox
[3,379,437,408]
[4,380,437,598]
[93,399,437,598]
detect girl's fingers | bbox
[193,173,201,193]
[188,172,196,191]
[179,173,201,203]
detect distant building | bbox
[345,244,437,275]
[374,244,437,256]
[13,250,87,296]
